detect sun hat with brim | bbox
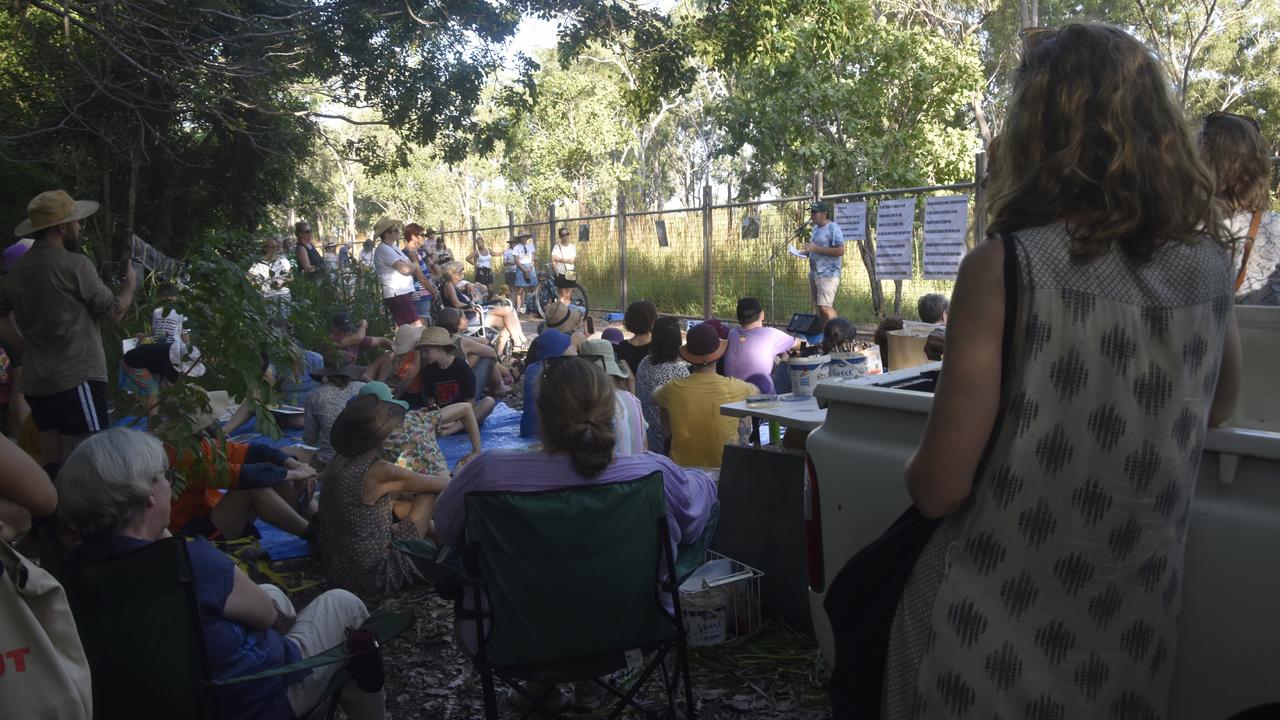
[15,190,99,237]
[392,325,423,355]
[580,338,630,380]
[512,232,533,242]
[529,330,572,364]
[600,327,625,345]
[544,301,583,333]
[374,217,403,239]
[356,380,410,410]
[415,325,463,359]
[310,363,366,383]
[184,388,234,433]
[332,394,406,456]
[680,323,728,365]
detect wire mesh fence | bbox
[431,153,986,324]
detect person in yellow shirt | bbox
[652,323,758,468]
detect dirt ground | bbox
[274,558,832,719]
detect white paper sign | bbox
[833,202,867,242]
[922,195,969,280]
[874,198,916,281]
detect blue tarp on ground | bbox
[118,402,535,560]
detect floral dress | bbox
[381,408,449,476]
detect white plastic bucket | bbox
[826,352,868,379]
[681,589,728,647]
[787,354,829,397]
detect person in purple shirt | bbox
[435,356,715,573]
[722,297,801,385]
[57,428,387,720]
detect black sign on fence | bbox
[655,219,669,248]
[578,223,590,243]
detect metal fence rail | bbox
[432,152,988,323]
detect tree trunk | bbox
[857,238,885,316]
[893,279,903,316]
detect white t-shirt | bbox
[516,242,536,270]
[248,257,292,300]
[151,306,185,343]
[502,248,517,271]
[551,243,576,276]
[374,242,415,299]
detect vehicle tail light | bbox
[804,453,825,593]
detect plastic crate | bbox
[678,551,763,647]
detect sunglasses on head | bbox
[1204,111,1262,133]
[542,354,607,378]
[1020,26,1058,57]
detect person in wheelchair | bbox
[440,260,527,356]
[58,428,388,720]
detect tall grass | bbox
[439,197,965,325]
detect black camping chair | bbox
[55,536,410,720]
[395,472,698,719]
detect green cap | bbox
[809,201,831,215]
[356,381,409,411]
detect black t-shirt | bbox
[419,356,475,407]
[615,341,651,376]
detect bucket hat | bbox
[544,301,584,333]
[580,338,630,379]
[680,323,728,365]
[15,190,99,237]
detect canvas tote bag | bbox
[0,539,92,720]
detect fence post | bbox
[507,210,515,244]
[813,170,824,201]
[469,215,478,255]
[617,190,628,310]
[702,184,713,319]
[547,203,556,263]
[972,151,988,246]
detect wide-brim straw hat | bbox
[331,394,406,456]
[544,301,583,333]
[580,338,630,380]
[373,217,403,239]
[680,323,728,365]
[415,325,463,359]
[15,190,99,236]
[392,325,423,355]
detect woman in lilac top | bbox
[434,356,715,556]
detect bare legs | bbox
[210,483,314,538]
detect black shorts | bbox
[27,381,109,436]
[553,273,576,289]
[384,292,419,326]
[123,342,179,383]
[475,267,494,286]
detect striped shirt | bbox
[613,389,648,456]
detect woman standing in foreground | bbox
[882,24,1241,718]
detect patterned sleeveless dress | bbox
[318,450,424,596]
[882,225,1232,719]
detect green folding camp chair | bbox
[55,536,411,720]
[395,471,697,719]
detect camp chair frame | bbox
[51,535,410,720]
[396,473,697,720]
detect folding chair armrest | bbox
[391,538,472,598]
[212,610,413,687]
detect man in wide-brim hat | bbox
[1,190,138,466]
[652,323,759,468]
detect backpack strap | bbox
[1234,210,1263,293]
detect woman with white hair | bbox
[440,260,527,355]
[58,428,387,720]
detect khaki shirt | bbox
[0,243,117,395]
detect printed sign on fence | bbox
[833,201,867,242]
[874,198,916,281]
[922,195,969,280]
[130,234,182,280]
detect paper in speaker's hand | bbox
[787,246,809,258]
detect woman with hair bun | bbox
[432,355,715,551]
[881,24,1240,718]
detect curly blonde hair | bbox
[988,24,1225,262]
[1199,113,1274,214]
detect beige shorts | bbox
[809,275,839,308]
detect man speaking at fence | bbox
[804,201,844,324]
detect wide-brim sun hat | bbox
[544,300,583,333]
[310,363,366,383]
[680,323,728,365]
[15,190,99,237]
[373,217,403,239]
[415,325,463,359]
[392,325,423,355]
[580,338,630,380]
[331,393,406,456]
